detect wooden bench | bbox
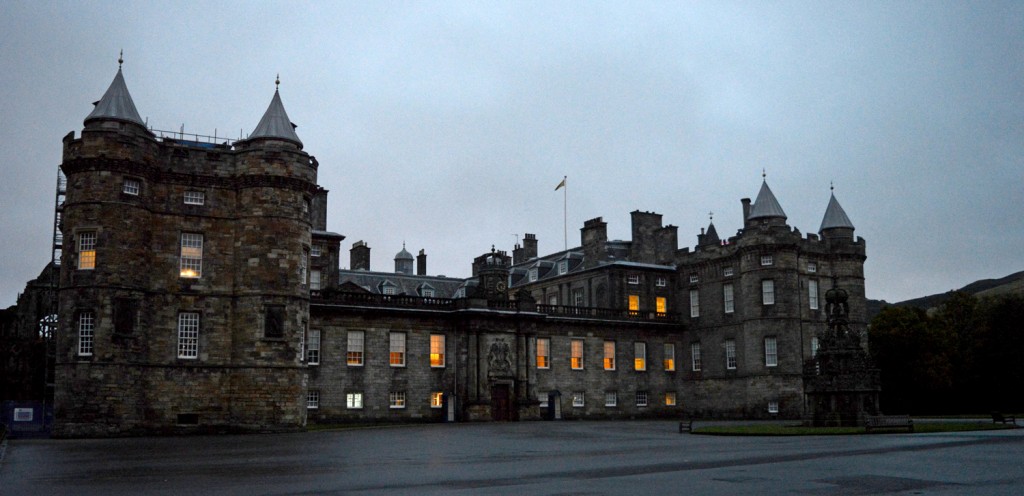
[991,412,1017,425]
[678,419,694,433]
[865,415,914,433]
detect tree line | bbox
[869,292,1024,414]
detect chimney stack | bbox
[417,249,427,276]
[350,241,371,271]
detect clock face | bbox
[495,281,507,293]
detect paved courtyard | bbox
[2,421,1023,495]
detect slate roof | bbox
[748,180,787,220]
[819,192,855,231]
[337,269,465,298]
[247,89,303,148]
[84,67,145,127]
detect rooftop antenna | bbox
[275,73,280,90]
[512,233,519,245]
[118,49,123,69]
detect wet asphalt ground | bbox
[2,420,1023,495]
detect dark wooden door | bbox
[491,384,511,421]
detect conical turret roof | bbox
[705,222,720,244]
[819,192,855,231]
[395,244,414,260]
[248,87,303,148]
[747,180,787,220]
[84,67,145,127]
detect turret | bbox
[819,189,855,242]
[395,244,414,274]
[746,178,788,229]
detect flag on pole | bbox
[555,176,566,191]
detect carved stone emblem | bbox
[487,339,513,377]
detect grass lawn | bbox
[694,421,1017,436]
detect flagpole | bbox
[563,176,567,251]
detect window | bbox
[528,268,538,282]
[389,391,406,409]
[77,311,95,356]
[311,244,322,257]
[300,248,309,285]
[627,274,640,285]
[113,298,136,335]
[421,288,435,298]
[664,343,676,371]
[177,312,199,359]
[183,190,204,205]
[811,336,820,358]
[656,276,667,287]
[264,305,285,338]
[572,391,585,407]
[347,331,364,366]
[723,284,735,314]
[809,279,819,310]
[346,392,363,409]
[723,266,734,277]
[689,274,698,284]
[768,400,779,414]
[605,392,617,407]
[123,178,140,195]
[572,288,585,307]
[78,231,97,270]
[382,285,396,295]
[762,280,775,305]
[665,392,677,406]
[558,260,568,275]
[765,337,778,367]
[634,342,646,371]
[431,392,444,408]
[307,390,319,409]
[689,290,700,318]
[628,295,640,313]
[807,262,817,273]
[656,297,667,314]
[636,391,649,407]
[690,342,702,371]
[430,334,445,367]
[179,233,203,278]
[725,339,737,370]
[298,325,305,361]
[306,329,320,365]
[571,339,584,370]
[548,294,557,306]
[603,341,615,370]
[536,338,550,369]
[389,332,406,366]
[761,254,773,266]
[538,393,549,408]
[310,270,321,291]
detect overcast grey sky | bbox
[2,1,1021,306]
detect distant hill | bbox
[867,270,1024,319]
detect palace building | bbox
[50,62,866,436]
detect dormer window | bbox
[627,275,640,285]
[528,268,539,282]
[558,260,568,275]
[761,255,774,266]
[382,285,396,295]
[123,178,140,195]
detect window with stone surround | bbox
[689,273,698,284]
[573,288,585,307]
[656,296,667,314]
[725,339,737,370]
[724,284,735,314]
[689,289,700,318]
[571,339,584,370]
[809,279,819,310]
[183,190,204,205]
[765,337,778,367]
[309,270,321,291]
[431,392,444,408]
[572,391,585,407]
[430,334,445,367]
[300,248,309,286]
[177,312,199,359]
[306,390,319,409]
[691,342,702,371]
[768,400,779,414]
[538,393,549,408]
[665,392,677,406]
[628,295,640,314]
[634,342,647,371]
[664,343,676,371]
[389,332,406,367]
[311,243,322,257]
[762,279,775,305]
[636,391,649,407]
[389,391,406,409]
[346,392,363,409]
[78,231,96,270]
[656,276,667,287]
[605,391,617,407]
[536,338,550,369]
[264,305,285,339]
[807,262,817,273]
[761,254,773,266]
[179,233,203,278]
[627,274,640,285]
[122,178,140,195]
[347,331,364,366]
[77,311,95,356]
[306,329,320,365]
[603,340,615,370]
[723,266,734,277]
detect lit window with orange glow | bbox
[603,341,615,370]
[347,331,364,366]
[656,296,667,315]
[431,392,443,408]
[664,343,675,371]
[179,233,203,278]
[628,295,640,314]
[77,231,96,270]
[389,332,406,367]
[634,342,647,371]
[536,338,550,369]
[430,334,445,367]
[571,339,584,370]
[665,392,677,406]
